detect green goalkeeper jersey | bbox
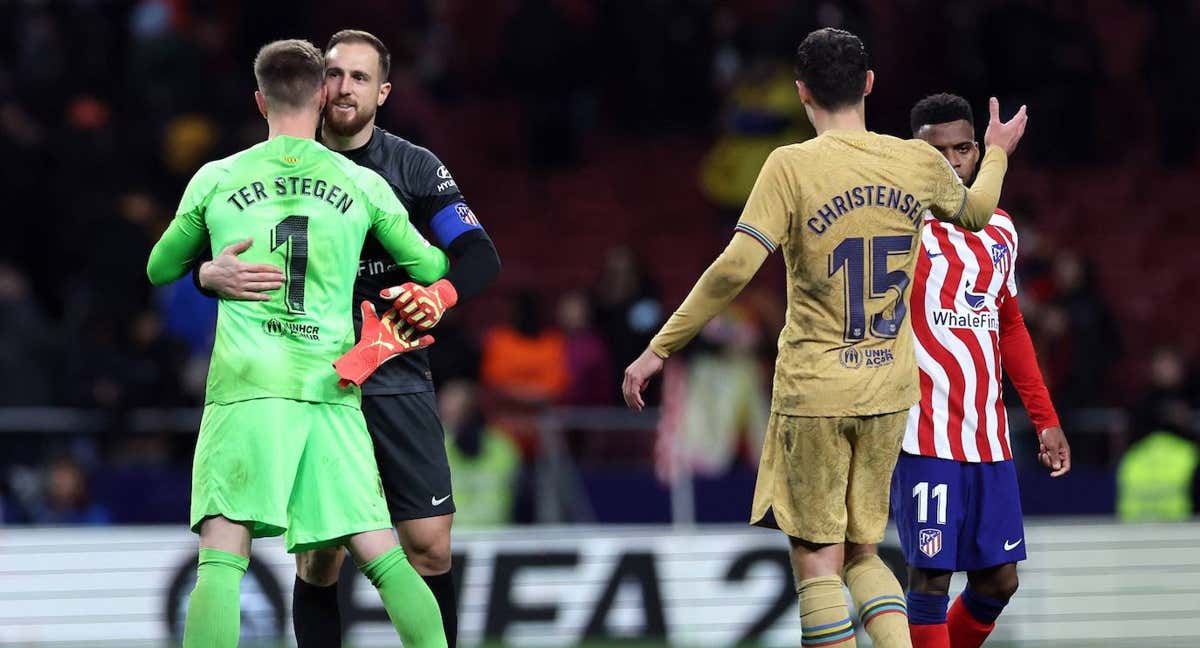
[147,135,448,407]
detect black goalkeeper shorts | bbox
[361,391,455,521]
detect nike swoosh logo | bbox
[1004,539,1023,551]
[431,494,451,506]
[927,252,944,258]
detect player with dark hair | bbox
[196,29,499,647]
[897,92,1070,648]
[623,28,1028,648]
[148,38,448,648]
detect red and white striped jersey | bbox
[904,210,1018,462]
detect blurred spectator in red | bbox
[1038,252,1121,406]
[481,291,568,405]
[556,290,613,405]
[0,263,54,405]
[592,246,662,373]
[440,379,521,528]
[32,457,111,525]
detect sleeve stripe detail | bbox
[734,223,777,253]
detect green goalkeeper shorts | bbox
[190,398,392,553]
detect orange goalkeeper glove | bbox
[381,279,459,331]
[334,301,434,387]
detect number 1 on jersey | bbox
[271,215,309,314]
[828,235,913,342]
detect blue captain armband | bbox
[429,202,483,247]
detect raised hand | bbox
[982,97,1028,157]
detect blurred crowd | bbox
[1,0,1197,526]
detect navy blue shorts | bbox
[890,453,1026,572]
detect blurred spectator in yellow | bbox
[699,53,813,216]
[162,114,218,176]
[672,303,769,476]
[440,380,520,528]
[32,457,111,526]
[1118,349,1200,522]
[1117,421,1199,522]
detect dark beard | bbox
[323,105,375,139]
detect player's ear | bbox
[318,83,329,110]
[795,80,813,106]
[862,70,875,97]
[254,91,268,119]
[377,81,392,107]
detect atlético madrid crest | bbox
[919,528,943,558]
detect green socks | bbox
[361,546,447,648]
[183,548,249,648]
[182,545,444,647]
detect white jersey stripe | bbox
[921,247,957,457]
[974,228,1010,460]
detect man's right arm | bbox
[647,147,792,358]
[623,147,792,410]
[928,146,1007,232]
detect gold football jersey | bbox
[738,130,993,416]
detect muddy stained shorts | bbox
[751,410,907,544]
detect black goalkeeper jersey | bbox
[337,127,480,395]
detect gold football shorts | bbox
[751,410,907,544]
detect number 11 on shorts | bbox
[913,481,947,525]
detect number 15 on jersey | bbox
[828,235,913,342]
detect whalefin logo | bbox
[964,290,987,312]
